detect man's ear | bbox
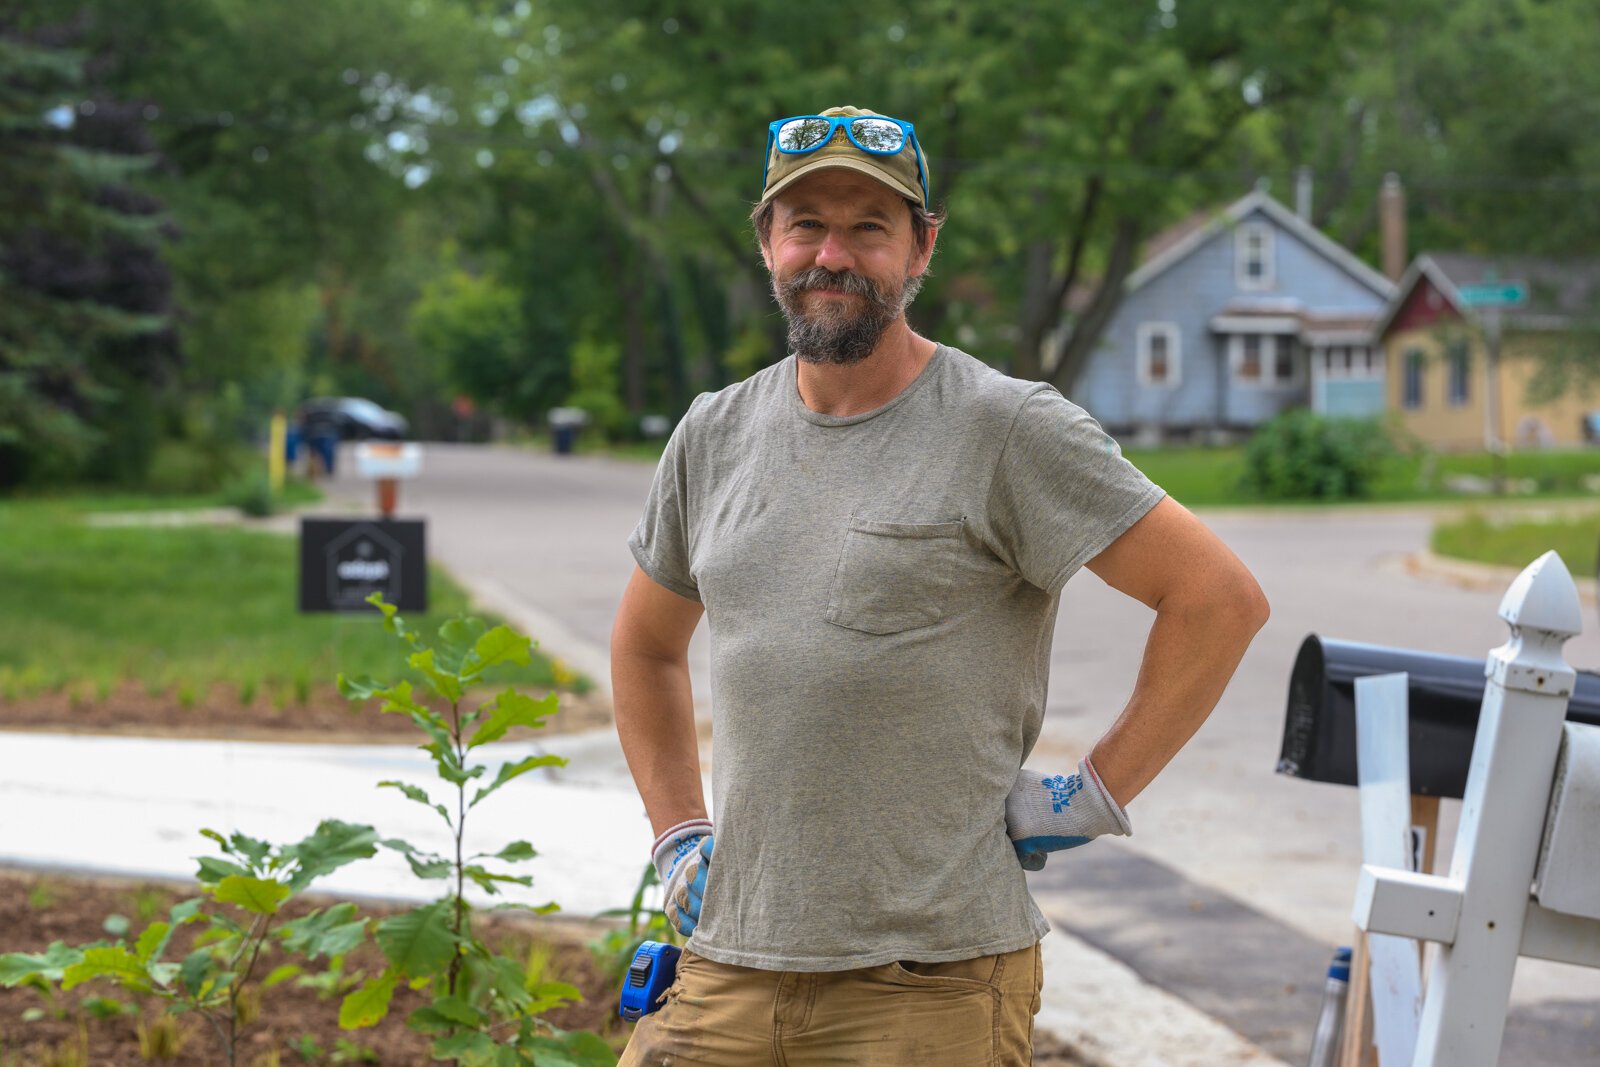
[910,221,938,278]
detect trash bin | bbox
[548,407,588,456]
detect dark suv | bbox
[296,397,410,441]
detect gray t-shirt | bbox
[629,344,1164,971]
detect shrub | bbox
[1240,410,1395,501]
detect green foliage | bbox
[411,268,557,425]
[1240,410,1397,501]
[337,594,614,1065]
[0,822,378,1066]
[590,862,679,987]
[1432,511,1599,571]
[565,338,629,440]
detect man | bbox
[611,105,1268,1066]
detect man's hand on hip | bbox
[1005,756,1130,871]
[653,819,714,935]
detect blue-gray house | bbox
[1070,189,1396,442]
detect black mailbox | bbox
[1278,635,1600,798]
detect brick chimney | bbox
[1380,173,1407,281]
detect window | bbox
[1447,341,1470,406]
[1232,334,1295,385]
[1235,222,1275,290]
[1137,322,1181,387]
[1403,348,1425,409]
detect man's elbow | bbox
[1231,573,1271,639]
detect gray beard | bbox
[774,266,925,366]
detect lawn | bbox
[0,496,573,703]
[1124,445,1600,508]
[1431,510,1600,572]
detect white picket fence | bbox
[1348,550,1600,1066]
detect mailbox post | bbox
[1351,551,1593,1066]
[354,441,422,518]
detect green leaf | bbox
[169,898,204,925]
[212,875,291,916]
[374,901,456,978]
[62,946,150,993]
[381,838,454,880]
[535,1029,621,1066]
[195,856,251,885]
[465,625,533,678]
[375,679,427,716]
[103,914,130,937]
[431,1031,499,1062]
[409,648,463,702]
[135,922,173,965]
[339,970,400,1029]
[261,963,304,989]
[378,780,453,826]
[337,673,385,702]
[283,820,380,891]
[439,616,487,651]
[462,865,533,895]
[0,942,83,986]
[471,754,566,808]
[178,949,212,997]
[467,690,560,749]
[279,904,368,960]
[488,840,536,863]
[227,832,273,866]
[407,993,485,1033]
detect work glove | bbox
[1005,756,1131,871]
[652,819,714,936]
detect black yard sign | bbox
[299,518,428,613]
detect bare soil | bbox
[0,682,612,745]
[0,869,629,1066]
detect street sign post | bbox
[1455,280,1527,492]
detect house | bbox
[1070,189,1395,443]
[1373,254,1600,450]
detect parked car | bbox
[296,397,410,441]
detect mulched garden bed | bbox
[0,682,611,745]
[0,869,630,1066]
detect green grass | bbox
[1121,445,1600,508]
[0,496,578,699]
[1431,510,1600,571]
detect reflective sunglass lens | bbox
[849,118,905,152]
[777,117,834,151]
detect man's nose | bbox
[813,229,855,272]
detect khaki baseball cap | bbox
[760,105,929,208]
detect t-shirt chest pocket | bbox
[824,517,966,635]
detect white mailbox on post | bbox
[353,442,423,517]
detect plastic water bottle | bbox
[1306,946,1352,1067]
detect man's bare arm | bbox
[611,565,708,837]
[1083,496,1270,807]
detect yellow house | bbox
[1374,254,1600,450]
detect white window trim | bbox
[1136,322,1182,388]
[1229,333,1298,387]
[1235,221,1276,291]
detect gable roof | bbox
[1372,252,1600,340]
[1124,189,1394,299]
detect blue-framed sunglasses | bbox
[763,114,929,208]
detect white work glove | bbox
[652,818,714,936]
[1005,756,1131,871]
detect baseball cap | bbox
[760,105,929,208]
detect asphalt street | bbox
[5,440,1597,1064]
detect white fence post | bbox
[1352,550,1582,1067]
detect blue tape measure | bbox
[619,941,681,1021]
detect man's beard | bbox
[773,265,925,366]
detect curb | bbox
[1402,550,1597,604]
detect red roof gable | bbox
[1388,273,1463,335]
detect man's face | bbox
[761,169,934,365]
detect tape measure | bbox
[619,941,681,1021]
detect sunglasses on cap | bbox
[762,114,929,209]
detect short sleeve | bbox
[985,388,1166,594]
[627,408,701,602]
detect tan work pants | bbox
[618,942,1043,1067]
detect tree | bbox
[0,11,175,488]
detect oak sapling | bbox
[336,593,615,1066]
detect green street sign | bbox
[1457,282,1527,307]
